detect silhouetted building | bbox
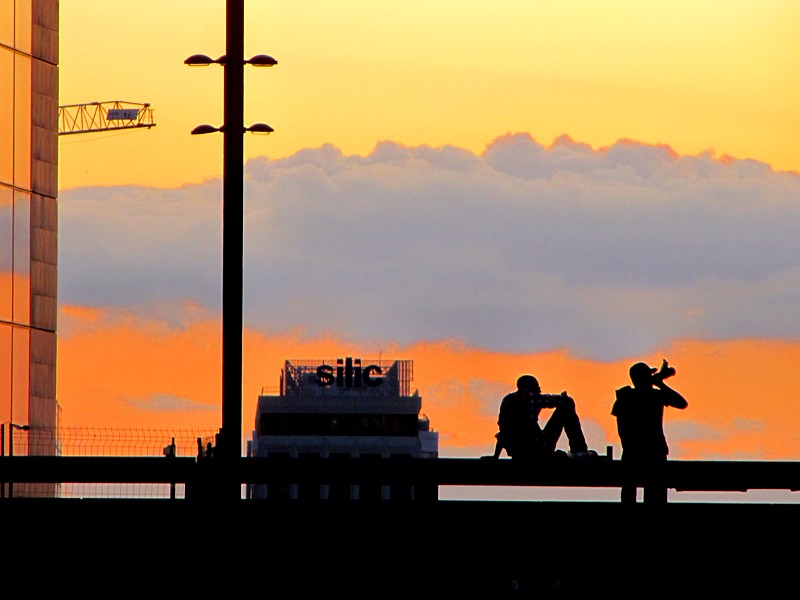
[1,0,60,493]
[247,356,438,500]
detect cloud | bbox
[59,133,800,360]
[125,393,217,413]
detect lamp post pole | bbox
[187,2,274,498]
[220,0,245,490]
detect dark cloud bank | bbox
[59,133,800,360]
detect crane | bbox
[58,100,156,135]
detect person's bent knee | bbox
[559,395,577,412]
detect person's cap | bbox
[516,374,539,391]
[629,362,657,379]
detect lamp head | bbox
[246,123,274,134]
[184,54,216,66]
[191,124,221,135]
[247,54,278,67]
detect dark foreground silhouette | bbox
[612,359,688,504]
[486,374,599,462]
[4,497,797,596]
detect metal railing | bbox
[2,454,800,502]
[0,425,217,499]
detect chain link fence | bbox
[1,425,219,499]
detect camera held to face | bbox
[653,359,676,383]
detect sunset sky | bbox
[55,1,800,500]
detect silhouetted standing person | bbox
[489,374,597,460]
[611,359,687,504]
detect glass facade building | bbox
[1,0,60,470]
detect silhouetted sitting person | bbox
[485,374,597,461]
[611,359,688,505]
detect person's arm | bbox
[481,434,504,459]
[656,381,688,409]
[653,359,686,408]
[532,392,565,409]
[485,396,511,459]
[492,433,503,458]
[611,390,630,443]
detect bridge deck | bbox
[1,455,799,494]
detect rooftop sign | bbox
[316,357,383,388]
[107,108,140,120]
[281,357,414,397]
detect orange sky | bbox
[57,304,800,461]
[58,1,800,188]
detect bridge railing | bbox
[1,455,799,501]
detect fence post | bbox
[8,424,12,497]
[1,424,4,499]
[164,437,177,499]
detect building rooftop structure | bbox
[248,356,438,501]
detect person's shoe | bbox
[567,449,599,460]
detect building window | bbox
[260,414,419,437]
[11,325,28,426]
[0,186,12,320]
[0,49,12,184]
[0,0,14,47]
[14,52,31,189]
[13,190,29,324]
[0,323,10,424]
[13,0,32,54]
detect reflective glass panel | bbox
[14,0,31,54]
[0,186,11,320]
[0,48,12,184]
[14,53,31,189]
[0,322,10,426]
[11,325,29,427]
[0,0,12,47]
[12,190,29,324]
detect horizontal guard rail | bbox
[1,456,800,494]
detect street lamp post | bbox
[187,0,276,499]
[221,0,244,473]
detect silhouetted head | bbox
[516,375,541,394]
[629,362,657,387]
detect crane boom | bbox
[58,101,156,135]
